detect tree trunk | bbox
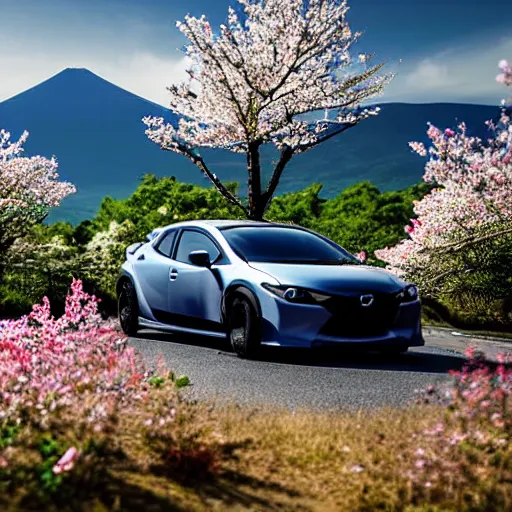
[246,141,265,220]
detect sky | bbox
[0,0,511,106]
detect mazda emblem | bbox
[360,294,374,307]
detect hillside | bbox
[0,68,500,224]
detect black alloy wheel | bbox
[227,291,261,358]
[118,280,139,336]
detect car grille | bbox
[318,292,401,338]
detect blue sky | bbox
[0,0,510,105]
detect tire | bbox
[118,280,139,336]
[227,290,261,358]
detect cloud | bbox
[404,60,458,90]
[379,36,512,105]
[94,53,190,106]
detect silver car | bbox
[117,220,424,358]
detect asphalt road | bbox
[129,331,468,410]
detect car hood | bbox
[249,262,406,294]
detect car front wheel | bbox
[227,291,261,358]
[118,280,139,336]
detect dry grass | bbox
[212,405,442,511]
[4,402,510,511]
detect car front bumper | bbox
[259,290,424,349]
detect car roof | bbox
[155,219,300,231]
[199,219,269,228]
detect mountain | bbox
[0,68,501,224]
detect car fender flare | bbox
[116,274,135,298]
[116,272,156,321]
[222,284,262,324]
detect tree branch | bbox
[294,122,358,153]
[428,224,512,255]
[183,19,248,129]
[162,144,248,215]
[261,146,294,213]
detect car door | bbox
[132,229,177,317]
[167,229,224,332]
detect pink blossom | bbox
[356,250,367,263]
[0,129,75,250]
[0,279,147,433]
[496,60,512,92]
[376,63,512,279]
[52,447,79,474]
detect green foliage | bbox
[174,375,192,389]
[417,227,512,330]
[84,174,244,244]
[308,181,433,263]
[266,183,324,226]
[37,435,65,493]
[0,425,20,449]
[0,234,81,318]
[1,172,476,325]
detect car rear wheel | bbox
[227,291,261,358]
[118,280,139,336]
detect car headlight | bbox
[397,284,419,303]
[261,283,331,304]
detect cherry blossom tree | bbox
[375,61,512,309]
[144,0,392,220]
[0,129,75,256]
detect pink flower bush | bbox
[410,348,512,497]
[375,61,512,286]
[0,279,220,503]
[0,279,145,432]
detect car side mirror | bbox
[188,250,211,267]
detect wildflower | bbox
[356,250,367,263]
[415,459,426,469]
[350,464,365,473]
[53,446,79,474]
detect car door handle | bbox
[169,268,178,281]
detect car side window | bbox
[154,230,176,258]
[175,230,220,264]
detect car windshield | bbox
[221,226,360,264]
